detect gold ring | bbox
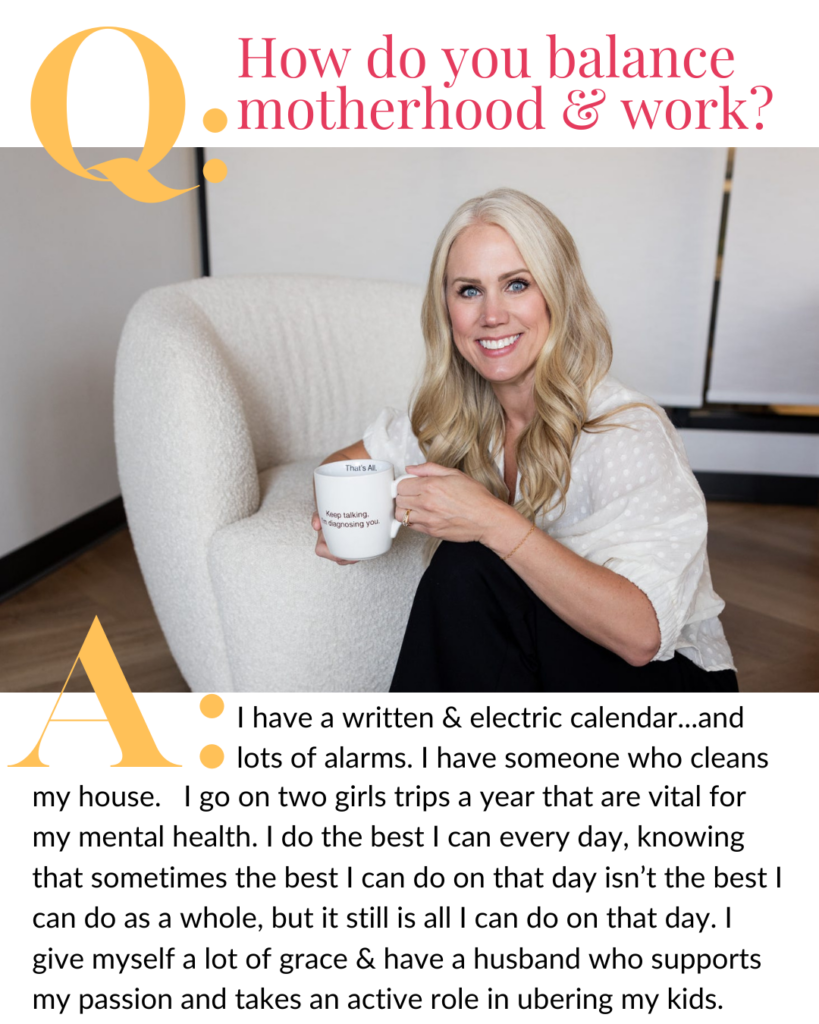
[402,508,412,527]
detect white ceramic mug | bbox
[314,460,414,560]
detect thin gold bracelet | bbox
[500,522,537,561]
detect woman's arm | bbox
[312,440,371,564]
[319,440,371,466]
[395,464,660,666]
[482,505,661,666]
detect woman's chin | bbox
[475,358,534,387]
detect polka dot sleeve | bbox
[580,407,711,663]
[363,408,425,478]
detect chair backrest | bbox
[173,274,425,469]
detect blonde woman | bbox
[312,189,737,693]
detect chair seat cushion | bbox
[207,460,427,691]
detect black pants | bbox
[391,541,738,693]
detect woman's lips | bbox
[476,332,522,356]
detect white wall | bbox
[0,148,201,559]
[205,147,727,407]
[708,149,819,405]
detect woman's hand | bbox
[394,463,516,543]
[311,511,358,565]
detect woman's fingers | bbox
[313,521,357,564]
[405,462,456,477]
[396,476,440,504]
[394,504,431,532]
[394,497,429,521]
[316,539,357,565]
[396,478,424,498]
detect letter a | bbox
[10,617,179,767]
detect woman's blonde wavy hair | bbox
[411,187,620,523]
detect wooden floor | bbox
[0,531,188,693]
[705,503,818,692]
[1,502,817,693]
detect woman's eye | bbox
[458,285,480,298]
[507,279,529,293]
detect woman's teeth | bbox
[478,333,521,351]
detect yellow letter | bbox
[31,26,196,203]
[10,617,180,767]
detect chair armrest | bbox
[114,286,260,690]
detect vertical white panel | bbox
[0,148,201,558]
[679,430,819,477]
[207,148,726,406]
[708,149,819,405]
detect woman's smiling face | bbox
[445,222,551,388]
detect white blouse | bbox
[363,375,735,673]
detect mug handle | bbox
[389,474,415,538]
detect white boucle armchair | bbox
[114,275,427,692]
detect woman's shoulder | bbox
[363,407,423,474]
[581,374,700,490]
[365,406,413,432]
[588,374,665,422]
[587,374,685,442]
[584,373,696,463]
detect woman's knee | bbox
[424,540,524,600]
[427,540,496,580]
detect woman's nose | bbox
[481,291,509,325]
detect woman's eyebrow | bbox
[451,268,529,285]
